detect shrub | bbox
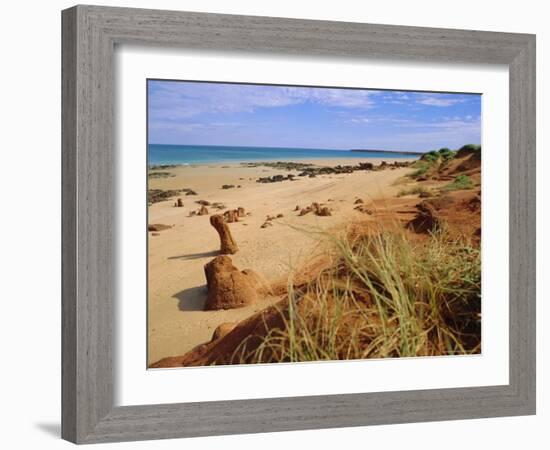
[442,174,474,191]
[456,144,481,159]
[438,147,456,161]
[459,144,481,153]
[397,186,430,197]
[408,162,429,178]
[421,151,440,163]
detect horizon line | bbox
[147,143,428,154]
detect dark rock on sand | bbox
[256,174,295,183]
[197,205,209,216]
[148,224,172,232]
[148,171,176,179]
[298,202,332,217]
[354,204,373,214]
[407,201,442,233]
[148,189,185,204]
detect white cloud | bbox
[148,82,377,123]
[347,117,371,124]
[416,95,467,107]
[149,121,243,134]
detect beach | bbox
[147,158,416,365]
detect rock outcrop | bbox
[197,205,209,216]
[148,224,172,232]
[354,204,373,214]
[223,209,239,223]
[204,256,263,310]
[210,214,238,254]
[212,322,236,341]
[298,202,332,217]
[407,199,447,233]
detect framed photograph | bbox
[62,5,536,444]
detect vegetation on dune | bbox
[408,145,478,180]
[442,174,474,191]
[408,162,430,179]
[458,144,481,153]
[396,185,431,197]
[232,228,481,364]
[437,147,457,161]
[409,148,445,179]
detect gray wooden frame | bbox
[61,4,536,444]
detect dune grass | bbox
[232,227,481,364]
[408,162,430,179]
[442,174,474,191]
[396,185,430,197]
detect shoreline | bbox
[149,156,418,170]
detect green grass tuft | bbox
[408,162,430,178]
[442,174,474,191]
[397,186,430,197]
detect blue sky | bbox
[148,80,481,151]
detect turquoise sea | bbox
[148,144,419,166]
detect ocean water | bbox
[148,144,418,165]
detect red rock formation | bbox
[204,256,261,310]
[354,204,373,215]
[210,214,238,254]
[407,200,442,233]
[212,322,236,341]
[197,205,209,216]
[223,209,239,223]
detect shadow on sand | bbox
[167,249,219,261]
[173,285,207,311]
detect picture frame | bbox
[61,4,536,444]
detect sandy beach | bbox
[147,158,415,365]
